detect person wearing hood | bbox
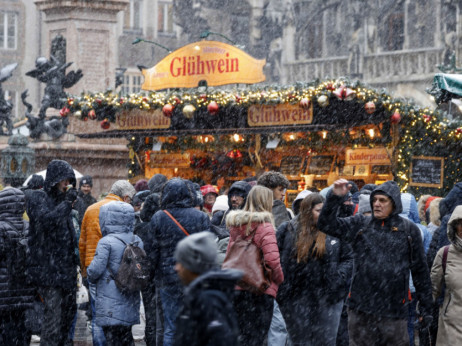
[73,175,97,226]
[145,178,211,346]
[318,179,433,345]
[292,189,312,216]
[431,205,462,346]
[257,171,291,228]
[26,159,79,346]
[148,174,168,194]
[87,201,142,345]
[173,232,242,346]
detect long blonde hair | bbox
[243,185,274,235]
[295,193,326,262]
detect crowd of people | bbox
[0,159,461,346]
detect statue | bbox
[348,15,364,78]
[0,63,18,136]
[25,35,83,139]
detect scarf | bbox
[453,235,462,252]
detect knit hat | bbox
[148,174,168,193]
[200,184,218,197]
[27,174,44,190]
[212,195,229,215]
[109,180,136,199]
[134,179,149,192]
[174,232,217,274]
[79,175,93,188]
[357,194,372,215]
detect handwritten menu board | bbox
[410,156,444,188]
[307,155,335,175]
[279,156,304,176]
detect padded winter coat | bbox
[318,180,433,319]
[0,188,35,311]
[145,178,211,287]
[79,193,123,277]
[225,210,284,298]
[87,201,142,327]
[74,191,97,226]
[26,160,78,289]
[431,205,462,346]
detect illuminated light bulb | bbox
[368,129,375,138]
[289,134,295,140]
[205,137,209,143]
[233,133,240,142]
[322,131,327,139]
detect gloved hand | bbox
[65,188,78,203]
[415,315,433,330]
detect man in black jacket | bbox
[73,175,97,226]
[318,179,433,345]
[26,159,79,346]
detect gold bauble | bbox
[183,104,196,119]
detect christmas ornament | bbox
[207,101,219,115]
[88,109,96,120]
[423,114,431,123]
[357,91,366,100]
[299,98,310,108]
[183,104,196,119]
[317,95,329,107]
[333,86,356,101]
[162,104,174,117]
[456,128,462,134]
[73,110,82,118]
[67,98,74,106]
[101,119,110,129]
[60,107,70,117]
[391,110,401,124]
[326,83,335,91]
[365,102,376,115]
[95,99,102,105]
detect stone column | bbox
[34,0,129,94]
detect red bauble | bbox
[365,101,376,114]
[88,109,96,120]
[391,110,401,124]
[119,97,125,105]
[299,98,310,108]
[456,128,462,134]
[207,101,219,115]
[326,82,335,91]
[95,99,102,105]
[423,114,431,123]
[162,104,174,117]
[83,117,88,121]
[100,119,110,129]
[59,107,70,117]
[235,95,242,103]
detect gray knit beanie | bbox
[109,180,136,199]
[358,194,372,215]
[175,232,217,274]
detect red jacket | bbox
[226,210,284,298]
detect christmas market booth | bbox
[66,42,462,200]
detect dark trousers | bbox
[0,310,31,346]
[37,286,76,346]
[233,290,274,346]
[348,309,409,346]
[142,285,164,346]
[102,325,134,346]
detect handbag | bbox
[222,230,272,295]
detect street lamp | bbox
[199,30,245,49]
[132,37,172,53]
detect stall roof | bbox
[433,73,462,97]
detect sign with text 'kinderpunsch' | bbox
[248,104,313,127]
[345,148,391,165]
[141,41,266,90]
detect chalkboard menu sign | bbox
[280,156,304,176]
[307,155,335,175]
[410,156,444,188]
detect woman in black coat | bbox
[0,187,35,345]
[276,193,353,346]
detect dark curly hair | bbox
[257,171,289,189]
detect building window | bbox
[0,12,17,50]
[386,13,404,51]
[124,0,143,33]
[121,71,142,95]
[158,1,174,35]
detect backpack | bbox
[108,235,150,293]
[3,220,30,287]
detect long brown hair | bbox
[295,193,326,262]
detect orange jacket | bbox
[79,194,123,276]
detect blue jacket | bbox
[146,178,211,287]
[87,201,142,327]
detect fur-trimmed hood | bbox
[429,197,442,226]
[226,210,274,229]
[447,205,462,244]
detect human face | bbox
[204,193,217,205]
[230,194,244,210]
[123,195,132,204]
[454,220,462,238]
[312,203,323,224]
[81,183,92,195]
[273,186,286,201]
[57,179,70,193]
[372,194,394,219]
[174,262,198,285]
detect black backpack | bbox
[108,235,150,293]
[3,220,30,287]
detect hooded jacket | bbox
[74,190,97,226]
[26,160,78,288]
[146,178,211,287]
[318,181,433,319]
[431,205,462,346]
[174,269,242,346]
[225,210,284,298]
[87,201,141,327]
[0,188,35,311]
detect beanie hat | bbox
[134,179,149,192]
[357,194,372,215]
[109,180,136,199]
[174,232,217,274]
[148,174,168,193]
[200,184,218,197]
[212,195,229,215]
[27,174,44,190]
[79,175,93,188]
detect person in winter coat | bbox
[0,188,35,345]
[87,201,142,346]
[426,197,442,236]
[277,193,353,345]
[173,232,242,346]
[148,174,167,194]
[73,175,97,226]
[431,205,462,346]
[292,189,312,216]
[318,179,433,346]
[200,184,219,218]
[145,178,211,346]
[225,185,284,346]
[26,159,79,346]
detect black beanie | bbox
[79,175,93,188]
